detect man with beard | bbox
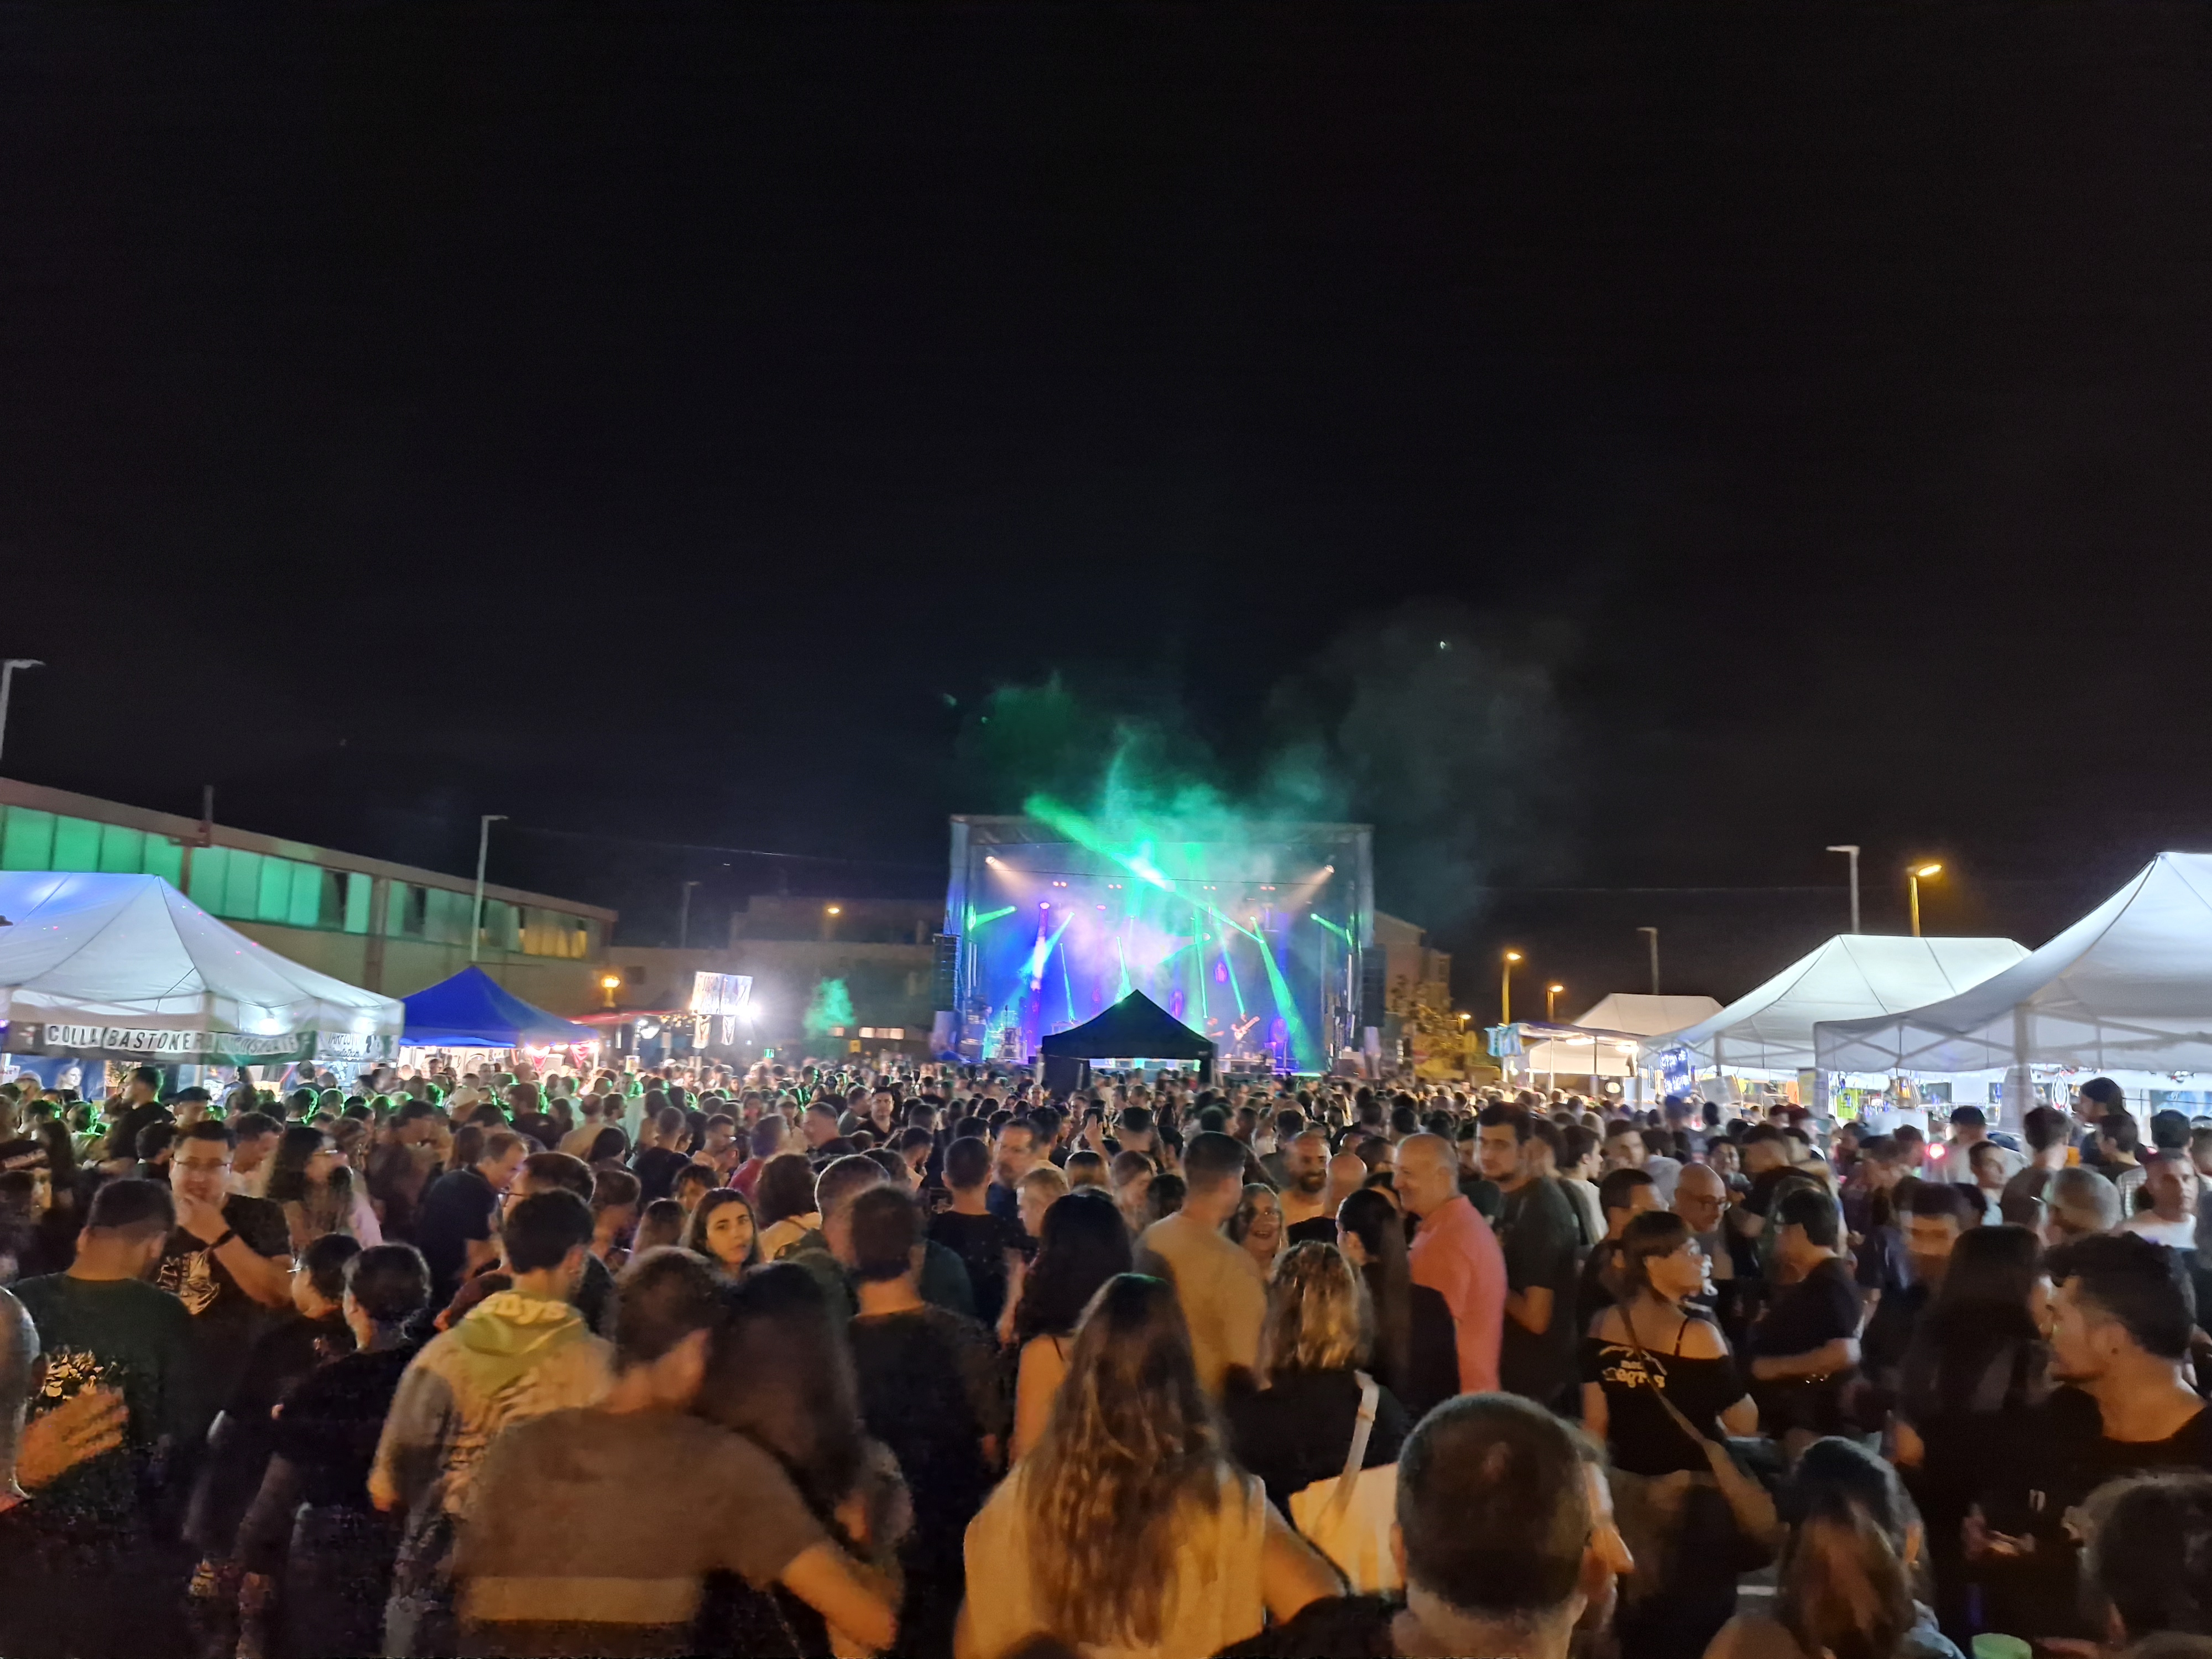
[1279,1131,1336,1246]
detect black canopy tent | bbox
[1037,990,1217,1093]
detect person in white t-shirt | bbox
[2122,1151,2201,1251]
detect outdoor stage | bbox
[942,808,1374,1076]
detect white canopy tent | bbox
[1520,994,1723,1079]
[1658,934,2030,1076]
[1815,855,2212,1097]
[0,871,404,1065]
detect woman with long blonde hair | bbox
[955,1272,1340,1658]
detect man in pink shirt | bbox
[1395,1132,1507,1394]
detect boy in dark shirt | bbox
[925,1136,1025,1328]
[848,1185,1005,1659]
[629,1106,695,1203]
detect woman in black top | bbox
[1892,1222,2048,1644]
[1335,1187,1458,1422]
[1582,1208,1760,1659]
[1583,1209,1756,1472]
[1225,1241,1410,1516]
[236,1244,429,1659]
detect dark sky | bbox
[4,3,2208,1007]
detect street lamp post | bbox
[0,659,44,768]
[470,813,507,963]
[1637,927,1660,995]
[1827,844,1861,933]
[678,880,702,949]
[1546,982,1564,1021]
[1907,862,1943,937]
[1500,950,1522,1026]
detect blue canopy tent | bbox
[399,966,596,1049]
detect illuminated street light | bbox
[1827,844,1861,933]
[1547,982,1565,1021]
[599,973,621,1010]
[1907,862,1943,937]
[1501,950,1522,1025]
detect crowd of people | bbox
[4,1056,2212,1659]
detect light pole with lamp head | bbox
[1637,927,1660,995]
[1827,844,1861,933]
[1546,982,1564,1020]
[0,659,44,768]
[470,814,507,963]
[1500,950,1521,1026]
[1907,862,1942,937]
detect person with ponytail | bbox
[1705,1437,1960,1659]
[1336,1186,1459,1422]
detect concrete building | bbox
[0,778,614,1014]
[604,894,941,1056]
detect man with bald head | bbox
[1394,1133,1507,1395]
[1279,1130,1337,1246]
[1672,1161,1737,1329]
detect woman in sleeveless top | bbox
[1582,1208,1760,1659]
[1008,1190,1131,1462]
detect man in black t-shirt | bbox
[1478,1105,1582,1408]
[159,1120,293,1430]
[414,1130,528,1312]
[1975,1232,2212,1642]
[926,1136,1024,1327]
[846,1186,1004,1659]
[11,1180,200,1659]
[629,1106,693,1202]
[1748,1184,1860,1448]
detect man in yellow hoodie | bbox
[371,1190,612,1657]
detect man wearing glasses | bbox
[157,1120,293,1422]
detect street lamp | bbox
[469,814,507,963]
[599,973,622,1010]
[1827,844,1861,933]
[1500,950,1522,1025]
[0,659,44,769]
[677,880,702,949]
[1547,982,1565,1021]
[1637,927,1660,995]
[1907,862,1943,937]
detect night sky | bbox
[4,4,2208,1009]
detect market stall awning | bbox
[400,965,597,1048]
[1660,933,2030,1075]
[0,871,404,1063]
[1490,1019,1652,1078]
[1569,994,1724,1035]
[1815,854,2212,1074]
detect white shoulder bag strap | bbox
[1321,1371,1381,1529]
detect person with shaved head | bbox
[1393,1133,1507,1394]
